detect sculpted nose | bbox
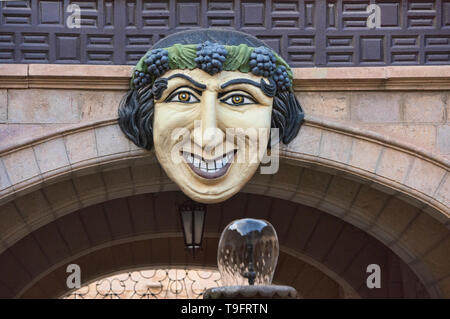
[193,91,224,150]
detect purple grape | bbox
[195,41,228,75]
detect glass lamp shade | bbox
[217,218,279,286]
[179,202,205,251]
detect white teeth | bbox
[193,157,200,167]
[206,161,215,171]
[184,152,235,174]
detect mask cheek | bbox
[219,105,273,132]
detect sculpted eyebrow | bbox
[220,78,261,90]
[165,85,203,99]
[166,73,207,90]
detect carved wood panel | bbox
[0,0,449,66]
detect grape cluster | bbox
[195,41,228,75]
[249,46,276,78]
[273,65,291,92]
[133,70,151,89]
[145,48,169,78]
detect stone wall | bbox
[0,88,125,151]
[297,91,450,159]
[0,64,449,160]
[0,64,449,298]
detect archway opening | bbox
[0,191,430,299]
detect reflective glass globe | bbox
[217,218,279,286]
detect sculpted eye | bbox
[221,94,255,106]
[167,91,200,103]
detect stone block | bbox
[423,206,449,225]
[297,169,331,197]
[396,192,430,210]
[362,125,436,154]
[288,125,322,156]
[95,124,130,157]
[346,185,390,229]
[404,92,445,123]
[371,198,419,244]
[0,90,6,123]
[448,94,450,122]
[244,172,271,195]
[294,169,331,207]
[64,129,98,165]
[376,148,413,183]
[396,212,448,259]
[437,125,450,154]
[102,167,133,194]
[319,175,360,217]
[131,163,162,188]
[34,138,70,175]
[436,173,450,208]
[129,139,145,152]
[370,182,399,196]
[0,159,12,192]
[348,139,382,173]
[0,124,67,152]
[266,185,294,201]
[269,163,302,192]
[292,264,326,295]
[351,92,401,123]
[14,190,54,231]
[407,261,436,286]
[29,64,132,77]
[422,236,450,281]
[80,91,125,121]
[389,242,417,264]
[43,180,80,218]
[319,131,353,164]
[72,173,106,206]
[0,202,25,244]
[296,92,349,120]
[8,89,80,124]
[404,159,447,198]
[2,148,41,186]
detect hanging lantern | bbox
[179,201,206,257]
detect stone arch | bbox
[16,236,346,299]
[0,118,448,298]
[0,192,428,299]
[0,117,448,218]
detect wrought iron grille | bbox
[63,268,222,299]
[0,0,449,66]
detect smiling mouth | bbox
[182,150,236,179]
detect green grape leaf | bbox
[135,54,148,72]
[167,44,197,70]
[223,44,253,72]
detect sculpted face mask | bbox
[119,30,304,203]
